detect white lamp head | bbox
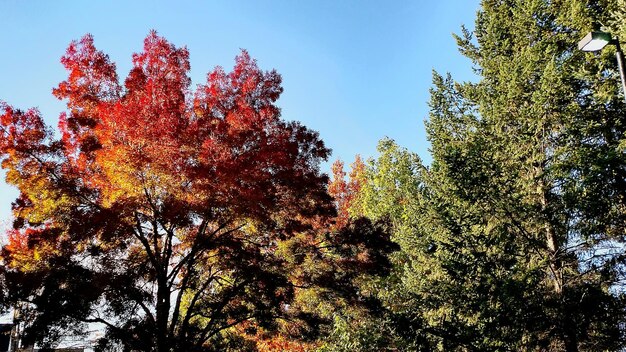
[578,31,613,52]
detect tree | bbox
[327,157,366,231]
[433,2,626,349]
[0,32,394,352]
[348,0,626,350]
[308,150,427,352]
[610,0,626,41]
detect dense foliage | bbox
[328,0,626,351]
[3,1,626,351]
[0,32,395,351]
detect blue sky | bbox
[0,0,480,232]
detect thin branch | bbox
[199,314,255,346]
[132,211,161,276]
[180,269,226,337]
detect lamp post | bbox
[579,31,626,104]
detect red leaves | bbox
[52,34,119,175]
[1,30,334,261]
[0,104,54,196]
[0,104,48,156]
[0,29,333,239]
[53,34,120,104]
[122,31,191,141]
[194,51,282,131]
[185,50,330,223]
[328,156,365,230]
[0,32,336,349]
[5,229,29,255]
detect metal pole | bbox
[9,308,17,352]
[615,41,626,105]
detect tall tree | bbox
[311,154,405,352]
[0,32,392,352]
[351,1,626,350]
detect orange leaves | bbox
[328,156,365,230]
[57,32,193,206]
[5,229,29,256]
[53,34,119,178]
[0,32,336,349]
[235,320,315,352]
[3,229,35,270]
[2,31,332,251]
[254,334,313,352]
[3,226,61,271]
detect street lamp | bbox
[578,31,626,104]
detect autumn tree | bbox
[0,32,394,352]
[298,153,416,352]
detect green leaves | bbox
[329,1,626,350]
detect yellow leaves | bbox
[26,185,71,225]
[7,172,71,226]
[243,219,259,235]
[97,148,142,207]
[96,140,193,210]
[4,227,60,272]
[292,286,335,318]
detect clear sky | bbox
[0,0,481,233]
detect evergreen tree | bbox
[610,0,626,41]
[353,1,626,350]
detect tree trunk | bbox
[155,277,171,352]
[563,322,579,352]
[539,178,578,352]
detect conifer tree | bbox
[353,1,626,350]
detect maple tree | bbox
[327,157,364,231]
[0,32,395,352]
